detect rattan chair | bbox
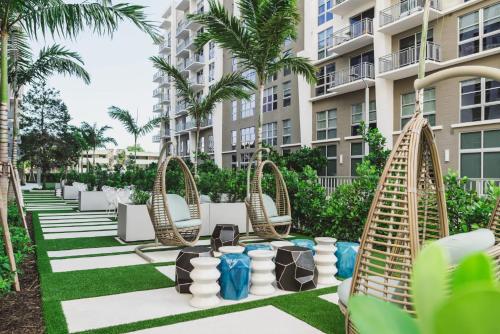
[488,196,500,277]
[135,143,201,261]
[245,148,292,240]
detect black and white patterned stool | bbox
[275,246,317,292]
[210,224,240,251]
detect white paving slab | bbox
[127,306,323,334]
[51,253,146,272]
[40,217,113,224]
[319,293,339,305]
[43,224,117,233]
[40,215,113,221]
[39,211,107,217]
[27,207,73,212]
[47,245,140,258]
[43,230,117,240]
[155,265,176,281]
[41,221,117,228]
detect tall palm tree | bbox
[189,0,316,160]
[80,122,118,168]
[108,106,162,162]
[151,56,254,177]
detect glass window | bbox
[315,62,335,96]
[231,130,237,148]
[283,50,292,76]
[459,4,500,57]
[208,63,215,82]
[208,135,214,153]
[231,100,237,121]
[351,101,377,136]
[318,145,337,176]
[318,27,333,60]
[231,154,237,169]
[243,70,256,83]
[283,81,292,107]
[231,56,238,71]
[241,94,255,118]
[283,119,292,145]
[262,86,278,112]
[483,4,500,50]
[262,122,278,146]
[350,142,364,176]
[460,130,500,178]
[240,127,255,148]
[200,136,205,152]
[316,109,337,140]
[318,0,333,25]
[461,78,500,122]
[209,41,215,60]
[240,152,252,169]
[401,88,436,128]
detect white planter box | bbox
[203,202,251,236]
[63,186,79,200]
[117,203,155,242]
[78,191,109,211]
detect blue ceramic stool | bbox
[291,239,316,254]
[218,253,251,300]
[335,241,360,278]
[244,243,272,255]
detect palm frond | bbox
[150,56,196,106]
[138,116,162,137]
[268,55,317,84]
[108,106,139,136]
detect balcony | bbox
[189,77,205,90]
[379,0,442,35]
[332,0,369,17]
[176,19,190,38]
[159,19,171,30]
[201,118,213,128]
[161,128,171,138]
[175,102,188,116]
[153,71,164,83]
[152,134,161,143]
[378,42,442,80]
[177,60,189,74]
[176,121,195,132]
[185,54,205,71]
[330,18,373,56]
[176,0,189,11]
[176,38,191,57]
[159,76,171,88]
[153,103,163,113]
[152,88,163,98]
[159,40,171,54]
[160,93,170,104]
[327,62,375,95]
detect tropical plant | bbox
[80,122,118,168]
[349,242,500,334]
[151,56,254,177]
[189,0,317,160]
[108,106,161,162]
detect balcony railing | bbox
[153,103,163,113]
[332,18,373,47]
[159,40,171,51]
[186,54,205,68]
[176,19,189,35]
[328,62,374,89]
[176,102,188,114]
[189,77,205,86]
[176,38,191,54]
[380,0,441,27]
[379,42,442,73]
[160,94,170,103]
[201,118,213,127]
[153,71,164,82]
[152,134,161,143]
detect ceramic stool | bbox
[314,238,339,286]
[291,238,316,254]
[219,245,245,255]
[275,246,317,291]
[218,253,251,300]
[248,250,275,296]
[189,257,221,308]
[244,243,272,255]
[270,240,294,253]
[211,224,240,251]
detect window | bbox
[208,135,214,153]
[283,81,292,107]
[284,36,293,48]
[231,130,237,148]
[316,109,337,140]
[283,50,292,76]
[200,136,205,152]
[460,78,500,122]
[460,130,500,178]
[241,94,255,118]
[231,100,238,121]
[241,127,255,148]
[240,152,252,169]
[263,86,278,112]
[243,70,256,83]
[316,62,335,96]
[459,4,500,57]
[232,57,238,71]
[351,101,377,136]
[262,122,277,146]
[401,88,436,128]
[318,0,333,25]
[318,145,337,176]
[209,41,215,60]
[350,142,364,176]
[318,27,333,59]
[282,119,292,145]
[231,154,237,169]
[208,63,215,82]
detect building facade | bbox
[154,0,500,181]
[78,149,159,171]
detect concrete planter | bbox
[117,203,155,242]
[203,202,251,236]
[63,185,79,200]
[78,191,109,211]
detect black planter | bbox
[175,245,212,293]
[275,246,317,292]
[210,224,240,251]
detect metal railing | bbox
[159,40,171,51]
[153,103,163,113]
[328,62,374,89]
[152,134,161,143]
[176,102,188,114]
[152,88,163,97]
[176,19,189,34]
[332,18,373,47]
[186,54,205,68]
[153,71,164,81]
[379,42,442,73]
[318,176,357,196]
[160,94,170,103]
[380,0,441,27]
[176,38,191,53]
[463,178,500,197]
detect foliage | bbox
[131,189,151,205]
[127,145,144,152]
[269,146,327,172]
[350,243,500,334]
[79,122,117,167]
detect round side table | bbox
[314,241,339,286]
[219,245,245,255]
[189,257,221,309]
[248,250,275,296]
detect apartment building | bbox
[154,0,500,181]
[78,149,159,171]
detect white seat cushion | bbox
[262,194,279,217]
[338,276,402,306]
[175,218,202,229]
[269,215,291,224]
[435,228,495,265]
[166,194,192,222]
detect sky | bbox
[32,0,171,153]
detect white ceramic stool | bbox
[270,240,294,254]
[248,250,275,296]
[189,257,221,308]
[218,245,245,255]
[314,237,340,286]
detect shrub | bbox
[130,189,151,205]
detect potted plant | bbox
[117,189,155,242]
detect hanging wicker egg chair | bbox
[489,196,500,244]
[245,148,292,240]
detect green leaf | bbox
[412,243,448,334]
[451,252,496,294]
[349,296,419,334]
[434,288,500,334]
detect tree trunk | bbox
[8,95,19,201]
[194,124,201,178]
[0,31,20,291]
[256,82,264,163]
[92,147,96,167]
[134,136,138,163]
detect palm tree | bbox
[108,106,162,162]
[80,122,118,168]
[189,0,316,160]
[151,56,254,177]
